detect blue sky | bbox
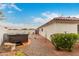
[1,3,79,28]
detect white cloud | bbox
[0,21,36,29]
[10,3,22,11]
[33,11,60,24]
[0,3,22,12]
[70,15,79,18]
[33,17,46,24]
[0,4,7,9]
[7,10,13,13]
[33,13,79,26]
[42,11,59,19]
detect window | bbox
[41,28,43,32]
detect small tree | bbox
[50,33,79,51]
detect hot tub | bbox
[3,34,28,46]
[8,34,28,43]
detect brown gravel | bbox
[0,39,31,56]
[24,34,79,56]
[1,34,79,56]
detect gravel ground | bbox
[1,34,79,56]
[24,34,79,56]
[0,39,31,56]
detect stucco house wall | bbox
[39,23,78,41]
[7,29,35,35]
[0,27,7,45]
[7,30,28,34]
[39,23,56,40]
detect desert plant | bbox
[50,33,79,51]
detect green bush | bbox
[50,33,79,51]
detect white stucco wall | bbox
[0,27,7,45]
[7,29,35,35]
[39,23,77,41]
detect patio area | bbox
[24,34,79,56]
[0,34,79,56]
[0,39,31,56]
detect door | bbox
[77,25,79,34]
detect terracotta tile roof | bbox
[54,17,79,20]
[38,17,79,28]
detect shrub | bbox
[50,33,79,51]
[15,51,27,56]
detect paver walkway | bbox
[24,34,79,56]
[24,34,58,56]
